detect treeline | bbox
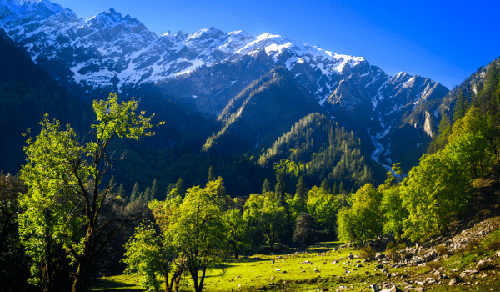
[337,58,500,245]
[119,163,356,292]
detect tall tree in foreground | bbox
[171,178,229,292]
[19,93,160,292]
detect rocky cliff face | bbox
[0,0,450,170]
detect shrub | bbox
[427,259,443,270]
[359,245,375,260]
[436,244,451,255]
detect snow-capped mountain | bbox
[0,0,449,171]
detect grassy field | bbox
[91,240,500,291]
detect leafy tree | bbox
[400,141,474,241]
[170,178,229,292]
[244,192,287,250]
[18,93,159,292]
[337,184,383,244]
[242,194,266,250]
[380,164,407,240]
[224,206,250,259]
[123,224,170,292]
[306,186,339,237]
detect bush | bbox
[485,239,500,251]
[427,259,443,270]
[359,245,375,260]
[459,239,482,254]
[436,244,451,255]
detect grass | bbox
[91,242,391,291]
[91,237,500,291]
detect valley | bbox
[1,1,500,292]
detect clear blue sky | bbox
[55,0,499,89]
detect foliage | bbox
[259,113,374,190]
[292,213,318,248]
[337,184,383,244]
[243,192,288,250]
[170,178,229,292]
[122,224,167,292]
[224,206,250,259]
[18,93,158,292]
[306,186,340,236]
[380,164,408,239]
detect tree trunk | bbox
[164,272,170,292]
[189,266,199,292]
[171,263,184,292]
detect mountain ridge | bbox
[0,0,451,173]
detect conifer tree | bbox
[130,182,140,203]
[274,170,287,207]
[175,178,184,198]
[295,176,307,200]
[117,183,125,200]
[151,178,158,201]
[208,166,215,182]
[453,89,469,122]
[320,178,330,193]
[262,178,271,194]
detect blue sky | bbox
[55,0,499,89]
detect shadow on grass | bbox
[307,241,342,254]
[91,278,143,291]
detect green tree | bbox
[293,213,318,248]
[151,178,159,201]
[400,139,475,242]
[274,170,287,207]
[171,178,229,292]
[288,176,308,220]
[124,192,185,292]
[428,113,452,153]
[175,178,184,198]
[224,206,250,259]
[320,178,330,193]
[123,224,170,292]
[18,93,159,292]
[117,183,125,200]
[453,89,469,122]
[208,166,215,182]
[306,186,340,237]
[130,182,140,203]
[244,192,287,250]
[380,165,408,240]
[337,184,383,244]
[262,178,271,194]
[242,194,266,250]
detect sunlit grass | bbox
[91,239,500,291]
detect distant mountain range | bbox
[1,0,456,187]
